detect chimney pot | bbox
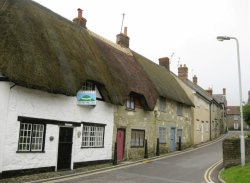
[124,27,128,36]
[159,57,170,70]
[206,88,213,96]
[116,27,130,48]
[73,8,87,28]
[178,64,188,80]
[223,88,226,95]
[193,75,197,84]
[77,8,83,18]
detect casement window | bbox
[82,81,95,91]
[233,115,239,121]
[82,123,105,148]
[18,122,46,152]
[177,103,184,116]
[159,97,166,112]
[126,92,148,110]
[126,95,135,110]
[131,129,145,147]
[159,127,166,144]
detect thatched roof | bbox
[0,0,193,110]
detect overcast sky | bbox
[33,0,250,106]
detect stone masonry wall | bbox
[223,138,250,168]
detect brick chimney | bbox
[73,8,87,28]
[223,88,226,96]
[178,64,188,80]
[193,75,197,84]
[159,57,170,70]
[206,88,213,96]
[116,27,130,48]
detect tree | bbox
[243,102,250,126]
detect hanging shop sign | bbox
[76,90,96,106]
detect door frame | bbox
[116,128,126,161]
[57,126,74,171]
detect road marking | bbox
[204,159,223,183]
[27,135,227,183]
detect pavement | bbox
[0,135,227,183]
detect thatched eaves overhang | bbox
[0,0,193,110]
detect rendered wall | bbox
[2,85,114,172]
[193,95,210,145]
[0,82,11,174]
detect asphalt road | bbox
[55,135,228,183]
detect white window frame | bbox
[82,123,105,148]
[18,122,45,152]
[82,81,95,91]
[126,95,135,110]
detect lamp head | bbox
[217,36,231,41]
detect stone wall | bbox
[223,138,250,168]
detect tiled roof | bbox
[227,106,240,115]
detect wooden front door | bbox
[57,127,73,170]
[117,129,125,161]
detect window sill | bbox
[131,146,144,148]
[81,146,104,149]
[16,151,45,153]
[126,108,135,111]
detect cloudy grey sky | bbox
[33,0,250,106]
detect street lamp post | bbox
[217,36,245,166]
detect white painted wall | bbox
[2,85,114,172]
[0,82,11,173]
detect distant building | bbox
[226,106,249,130]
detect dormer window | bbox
[159,97,166,112]
[126,92,148,110]
[77,81,96,106]
[82,82,95,91]
[126,95,135,110]
[177,103,184,116]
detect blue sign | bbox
[77,91,96,105]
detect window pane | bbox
[82,125,104,148]
[31,124,44,151]
[18,122,45,152]
[131,130,144,147]
[159,127,166,143]
[18,123,32,151]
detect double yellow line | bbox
[204,159,223,183]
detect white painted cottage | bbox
[0,78,114,176]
